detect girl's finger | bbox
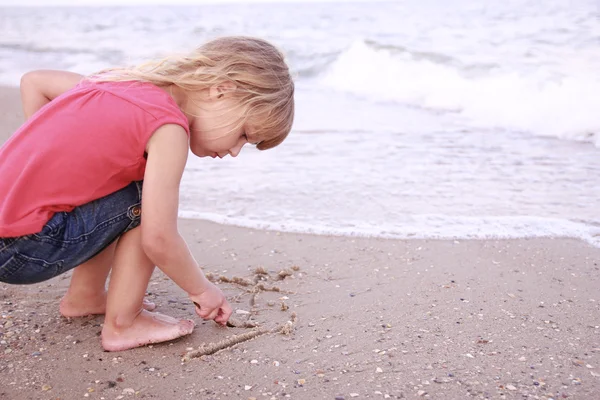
[215,309,227,324]
[193,301,207,318]
[205,307,220,321]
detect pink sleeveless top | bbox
[0,80,190,237]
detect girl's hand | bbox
[190,283,232,326]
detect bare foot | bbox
[101,310,195,351]
[60,292,156,317]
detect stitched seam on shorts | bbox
[0,240,13,252]
[18,253,64,267]
[68,211,133,243]
[0,255,22,281]
[125,216,142,232]
[0,237,28,252]
[33,210,136,246]
[135,181,143,201]
[0,254,64,283]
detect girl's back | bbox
[0,80,189,237]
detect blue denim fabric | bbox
[0,181,143,284]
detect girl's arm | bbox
[142,124,232,324]
[20,70,83,120]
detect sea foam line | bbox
[178,210,600,248]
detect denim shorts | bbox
[0,181,143,285]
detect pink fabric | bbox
[0,80,190,237]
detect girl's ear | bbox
[209,81,237,100]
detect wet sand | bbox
[1,86,599,399]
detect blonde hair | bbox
[90,36,294,150]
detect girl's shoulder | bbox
[80,80,184,120]
[80,79,165,101]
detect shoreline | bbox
[178,210,600,249]
[1,85,599,399]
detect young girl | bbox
[0,36,295,352]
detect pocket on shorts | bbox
[0,253,65,284]
[32,212,68,245]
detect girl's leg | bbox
[101,226,194,352]
[59,241,117,317]
[59,240,156,318]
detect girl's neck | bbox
[161,84,187,109]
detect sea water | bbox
[1,0,599,245]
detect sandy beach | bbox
[0,85,599,399]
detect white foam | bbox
[321,40,600,147]
[179,210,600,248]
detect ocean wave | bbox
[0,42,95,55]
[319,39,600,147]
[363,39,462,67]
[178,211,600,248]
[0,41,125,64]
[288,49,341,78]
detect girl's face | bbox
[185,85,257,159]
